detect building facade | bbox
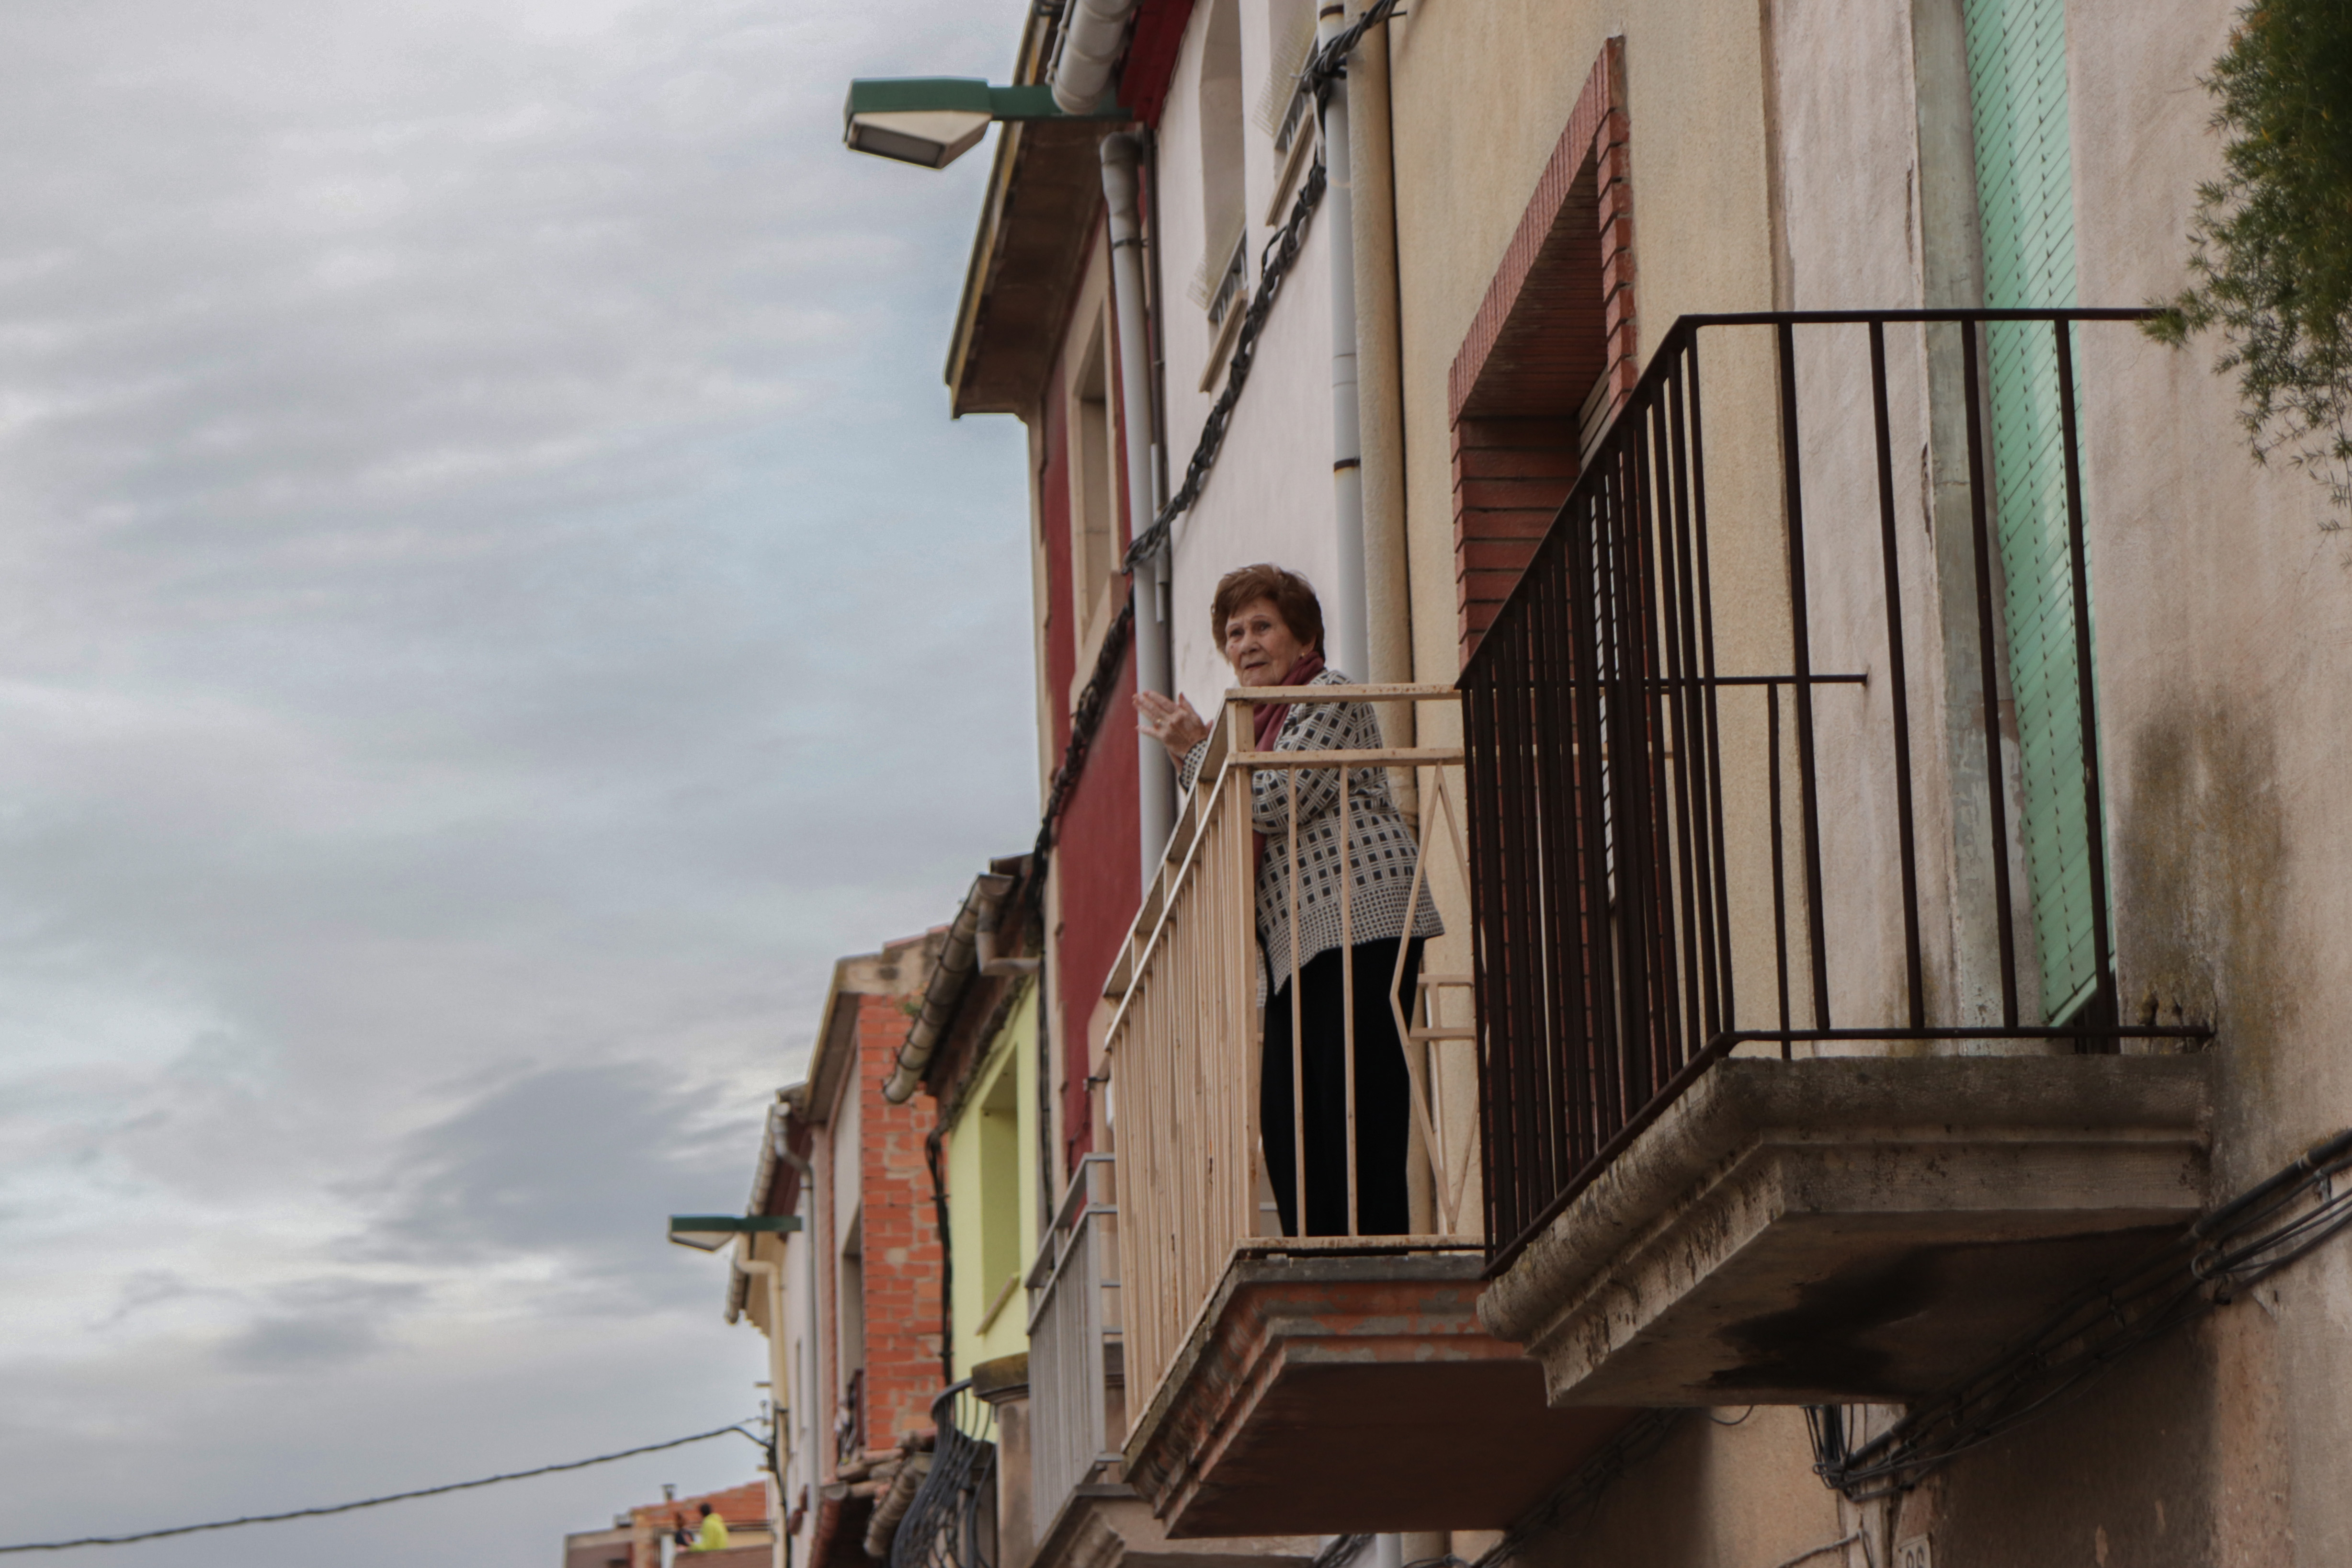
[706,3,2352,1568]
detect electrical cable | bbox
[1026,1,1408,913]
[0,1422,765,1554]
[1312,1534,1373,1568]
[1764,1534,1868,1568]
[1466,1409,1688,1568]
[1023,595,1135,921]
[1120,0,1404,574]
[1807,1125,2352,1499]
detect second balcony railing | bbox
[1459,309,2216,1274]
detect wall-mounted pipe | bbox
[1049,0,1144,114]
[977,891,1040,977]
[1346,0,1413,720]
[1318,3,1370,681]
[1104,134,1174,886]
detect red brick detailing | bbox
[853,993,945,1450]
[1447,39,1633,666]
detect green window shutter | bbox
[1965,0,2100,1020]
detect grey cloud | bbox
[217,1277,429,1372]
[365,1060,759,1300]
[0,0,1034,1561]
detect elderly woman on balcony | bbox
[1135,563,1441,1238]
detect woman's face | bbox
[1223,597,1311,687]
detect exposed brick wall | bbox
[627,1481,773,1568]
[853,991,945,1450]
[1448,40,1632,665]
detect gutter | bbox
[882,868,1039,1104]
[1048,0,1145,114]
[728,1095,812,1324]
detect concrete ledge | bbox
[1124,1249,1634,1535]
[1031,1484,1318,1568]
[1477,1054,2213,1405]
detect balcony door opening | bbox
[1446,39,1632,666]
[1965,0,2102,1023]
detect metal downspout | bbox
[1318,4,1370,680]
[778,1134,819,1568]
[1103,134,1175,882]
[1049,0,1144,114]
[1346,0,1412,719]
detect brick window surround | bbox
[1448,39,1633,665]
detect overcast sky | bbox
[0,1,1036,1562]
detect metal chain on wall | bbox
[1029,0,1405,911]
[1123,0,1403,571]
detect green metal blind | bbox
[1966,0,2099,1020]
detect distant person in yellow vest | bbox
[689,1502,730,1552]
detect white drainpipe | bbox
[1051,0,1145,114]
[1318,4,1370,681]
[1103,134,1175,880]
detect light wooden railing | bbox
[1102,684,1479,1439]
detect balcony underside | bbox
[1031,1485,1319,1568]
[1478,1054,2213,1406]
[1125,1246,1636,1536]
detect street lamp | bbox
[667,1214,803,1252]
[842,78,1125,170]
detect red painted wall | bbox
[1033,313,1143,1180]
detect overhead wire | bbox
[1808,1125,2352,1499]
[1465,1409,1689,1568]
[0,1422,765,1554]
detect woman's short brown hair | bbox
[1210,564,1325,655]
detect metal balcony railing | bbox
[889,1382,997,1568]
[1101,685,1480,1430]
[1461,309,2214,1273]
[1024,1154,1120,1531]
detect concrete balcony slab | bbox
[1477,1054,2213,1407]
[1124,1246,1636,1537]
[1032,1486,1319,1568]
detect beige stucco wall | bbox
[2066,0,2352,1562]
[1374,0,2352,1559]
[1378,0,1784,1229]
[1492,1410,1848,1568]
[1386,0,1778,710]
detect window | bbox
[1256,0,1315,152]
[1190,0,1246,311]
[977,1068,1021,1330]
[1069,312,1117,643]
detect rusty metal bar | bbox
[1868,320,1927,1029]
[1961,322,2022,1029]
[1462,309,2179,1276]
[1775,321,1832,1031]
[2053,321,2117,1048]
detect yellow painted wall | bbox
[947,981,1039,1377]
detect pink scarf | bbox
[1251,651,1326,874]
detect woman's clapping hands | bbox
[1135,688,1209,763]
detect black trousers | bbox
[1261,937,1422,1237]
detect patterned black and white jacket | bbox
[1180,666,1443,997]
